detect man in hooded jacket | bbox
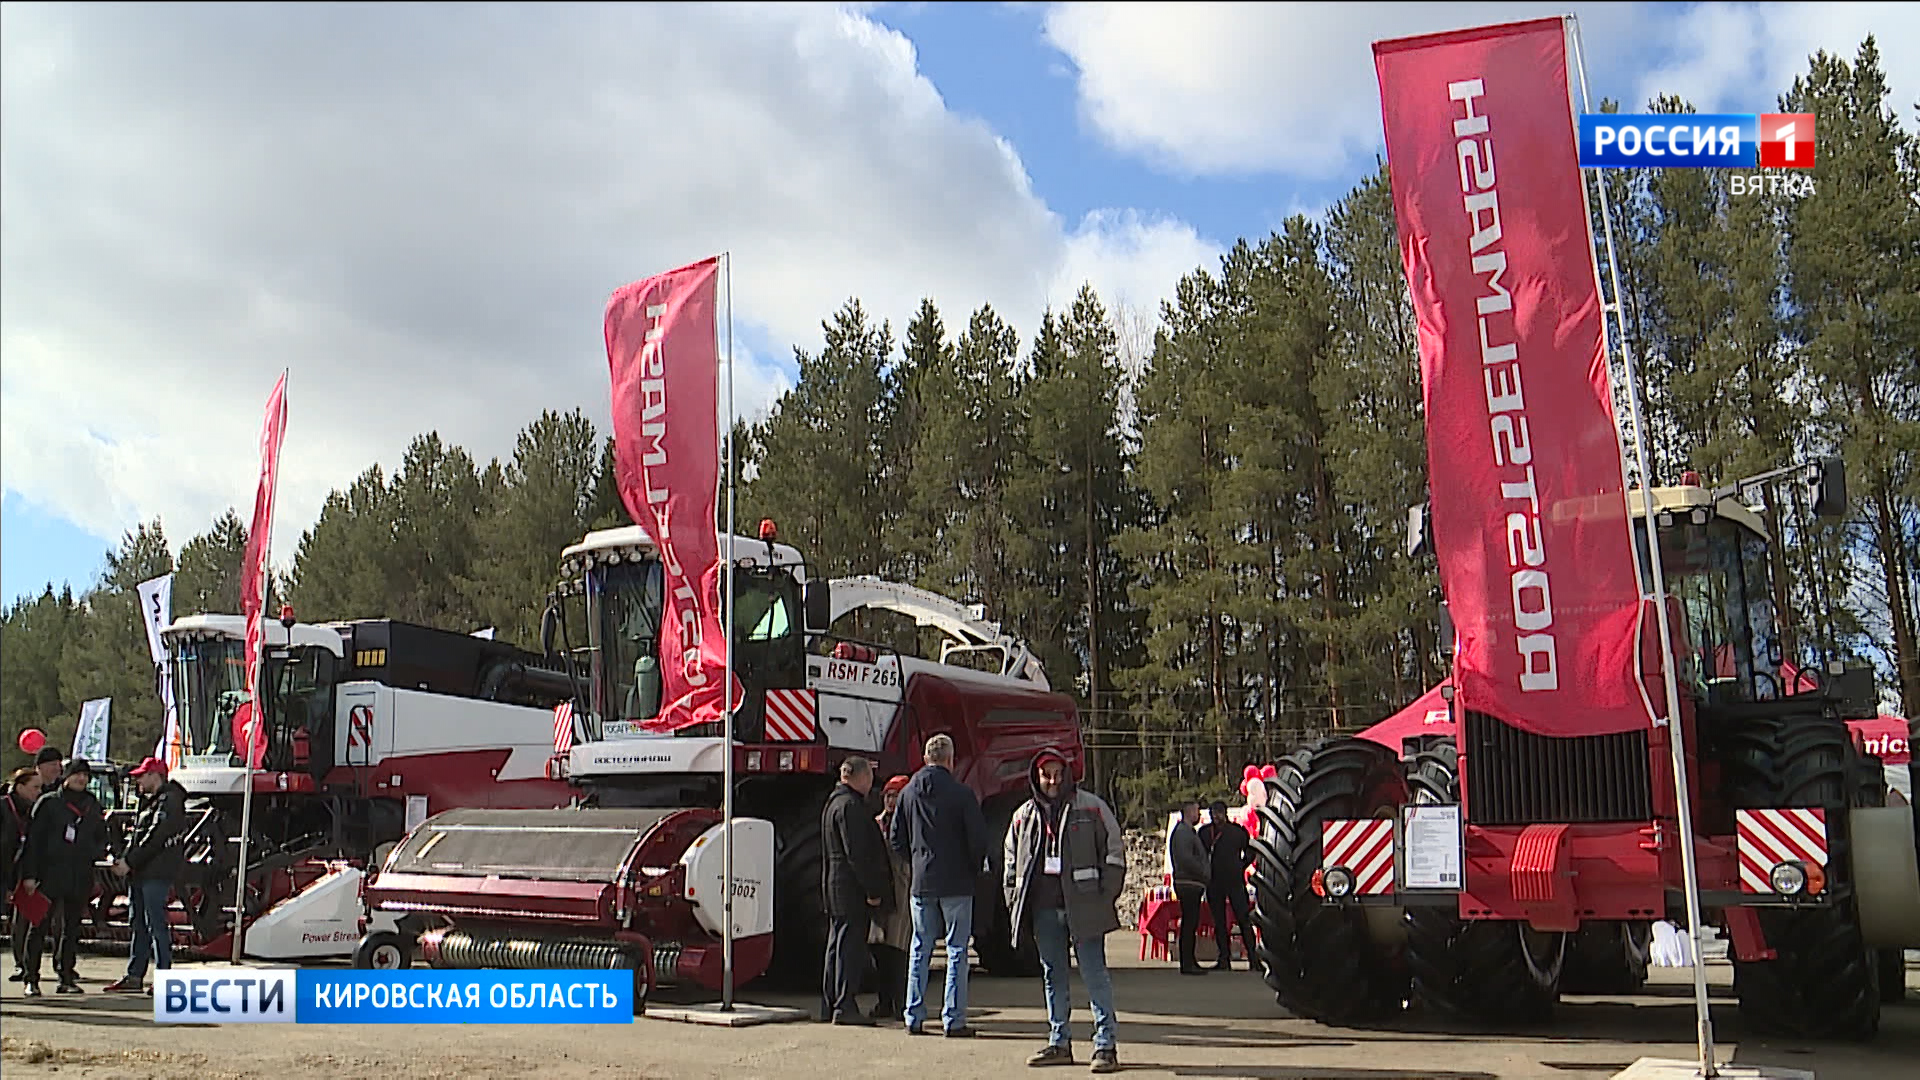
[1003,748,1126,1074]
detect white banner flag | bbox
[74,697,111,763]
[137,574,183,765]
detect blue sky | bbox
[3,2,1913,610]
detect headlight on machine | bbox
[1769,861,1808,896]
[1322,867,1356,898]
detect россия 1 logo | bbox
[1578,113,1816,197]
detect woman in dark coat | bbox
[19,759,108,996]
[2,767,46,982]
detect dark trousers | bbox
[22,895,85,985]
[126,878,174,980]
[872,943,907,1014]
[1175,883,1206,970]
[1208,880,1257,965]
[822,910,873,1019]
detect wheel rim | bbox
[371,944,401,969]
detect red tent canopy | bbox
[1357,681,1456,750]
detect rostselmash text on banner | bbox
[154,970,635,1024]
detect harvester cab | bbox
[1249,457,1920,1041]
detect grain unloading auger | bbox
[355,807,772,1005]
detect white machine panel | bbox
[808,655,904,753]
[572,736,728,776]
[241,865,367,959]
[679,819,775,939]
[335,681,556,782]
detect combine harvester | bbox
[356,522,1082,1002]
[91,611,577,962]
[1247,17,1920,1042]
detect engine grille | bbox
[1463,710,1653,825]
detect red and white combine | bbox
[355,521,1083,1001]
[94,612,577,962]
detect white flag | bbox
[137,574,183,765]
[74,698,112,763]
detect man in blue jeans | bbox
[1003,748,1126,1073]
[888,733,988,1037]
[104,758,189,995]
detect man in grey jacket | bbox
[1004,748,1125,1074]
[1168,801,1210,975]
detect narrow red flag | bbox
[604,257,743,732]
[236,371,289,767]
[1374,19,1648,737]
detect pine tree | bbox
[56,521,175,762]
[175,510,250,616]
[1779,37,1920,714]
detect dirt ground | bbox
[2,938,1915,1080]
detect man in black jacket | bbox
[821,754,891,1026]
[1200,800,1258,970]
[104,758,189,994]
[888,733,988,1036]
[19,758,108,997]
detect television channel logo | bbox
[1579,113,1815,170]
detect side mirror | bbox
[540,599,559,659]
[803,579,833,636]
[1437,601,1456,659]
[1809,456,1846,518]
[1407,502,1432,559]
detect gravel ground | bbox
[3,936,1915,1080]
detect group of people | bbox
[820,734,1126,1074]
[1166,799,1259,976]
[1,748,192,997]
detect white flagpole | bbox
[1567,19,1716,1078]
[231,369,286,968]
[721,252,737,1011]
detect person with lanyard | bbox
[18,758,108,997]
[1003,747,1126,1073]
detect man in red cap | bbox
[103,758,188,994]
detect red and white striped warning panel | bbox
[1737,807,1828,894]
[1322,819,1396,895]
[764,688,819,743]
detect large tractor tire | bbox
[1559,921,1652,995]
[1248,738,1410,1024]
[761,787,832,991]
[975,802,1041,977]
[1722,714,1879,1040]
[1403,737,1567,1025]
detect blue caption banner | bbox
[156,969,634,1024]
[1579,114,1758,168]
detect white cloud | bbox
[1041,2,1650,180]
[1636,3,1918,130]
[0,2,1219,577]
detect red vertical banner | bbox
[237,371,289,767]
[1374,19,1648,737]
[604,256,742,732]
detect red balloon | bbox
[17,728,47,755]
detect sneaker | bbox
[944,1025,977,1038]
[103,978,144,994]
[22,983,41,998]
[1028,1044,1075,1067]
[1090,1048,1119,1074]
[831,1011,876,1027]
[55,981,83,994]
[7,970,25,983]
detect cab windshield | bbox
[584,556,805,734]
[171,636,249,757]
[1636,514,1778,702]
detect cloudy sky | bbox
[4,1,1914,606]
